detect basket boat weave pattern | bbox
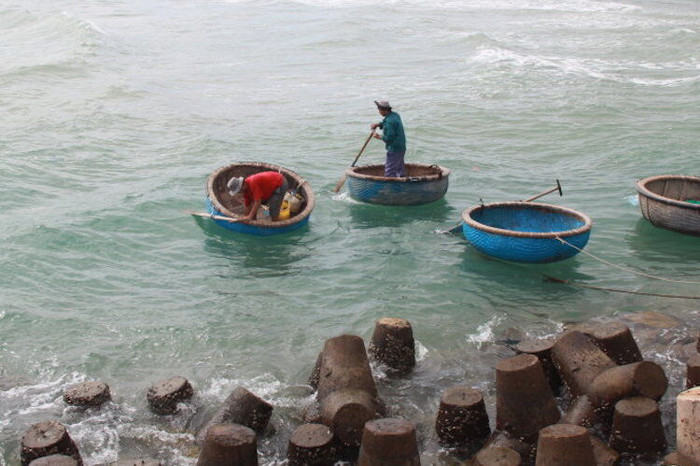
[461,202,593,263]
[636,175,700,236]
[346,163,449,206]
[206,162,314,236]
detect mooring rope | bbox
[444,228,700,300]
[543,275,700,300]
[554,236,700,285]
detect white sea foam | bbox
[467,315,505,346]
[415,339,429,361]
[471,47,700,86]
[284,0,639,13]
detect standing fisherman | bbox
[370,100,406,178]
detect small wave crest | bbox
[0,8,103,80]
[472,47,700,87]
[467,315,505,347]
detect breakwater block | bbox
[435,386,490,448]
[473,446,521,466]
[535,424,596,466]
[316,335,378,401]
[313,334,383,447]
[587,361,667,412]
[559,395,599,428]
[496,353,560,442]
[609,397,666,455]
[196,387,272,445]
[663,451,696,466]
[357,418,420,466]
[146,376,193,415]
[63,381,111,408]
[592,322,643,365]
[677,387,700,463]
[196,423,258,466]
[287,423,336,466]
[20,421,83,466]
[686,353,700,388]
[551,331,617,397]
[482,430,533,461]
[515,337,562,395]
[368,317,416,375]
[320,388,381,447]
[589,436,620,466]
[28,455,79,466]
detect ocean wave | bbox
[282,0,639,13]
[0,8,102,80]
[472,46,700,86]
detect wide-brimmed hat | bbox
[227,176,244,196]
[374,100,392,110]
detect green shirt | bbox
[378,111,406,152]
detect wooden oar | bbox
[184,210,244,223]
[522,179,562,202]
[443,181,564,235]
[333,131,375,193]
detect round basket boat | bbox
[636,174,700,236]
[461,202,593,263]
[206,162,315,236]
[345,163,450,206]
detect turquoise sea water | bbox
[1,0,699,464]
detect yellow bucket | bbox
[278,200,291,220]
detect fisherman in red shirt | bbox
[227,171,288,222]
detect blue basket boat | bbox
[205,162,315,236]
[345,163,450,206]
[461,202,593,263]
[636,174,700,236]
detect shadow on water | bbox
[347,198,454,229]
[193,216,312,275]
[455,241,600,317]
[627,218,700,263]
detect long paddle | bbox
[184,210,245,223]
[445,180,564,235]
[522,179,562,202]
[333,131,375,193]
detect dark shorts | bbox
[385,151,406,177]
[267,178,289,219]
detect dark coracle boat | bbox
[636,174,700,236]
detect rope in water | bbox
[543,275,700,300]
[555,236,700,285]
[443,227,700,299]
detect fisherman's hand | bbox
[373,132,382,139]
[370,123,379,130]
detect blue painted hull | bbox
[205,198,310,236]
[346,164,449,206]
[461,202,593,263]
[463,224,590,263]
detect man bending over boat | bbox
[227,171,289,222]
[370,100,406,177]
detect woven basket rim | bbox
[636,175,700,211]
[206,161,315,228]
[461,201,593,238]
[346,163,450,183]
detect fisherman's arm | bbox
[242,199,261,221]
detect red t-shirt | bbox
[244,171,285,206]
